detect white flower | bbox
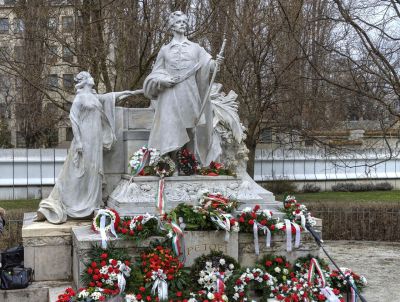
[274,267,281,273]
[233,293,240,300]
[229,263,235,270]
[125,294,138,302]
[205,261,212,268]
[283,268,289,275]
[360,276,368,285]
[188,299,197,302]
[90,292,102,300]
[207,293,215,300]
[219,258,226,265]
[78,290,89,298]
[242,207,252,213]
[222,294,228,301]
[212,275,218,281]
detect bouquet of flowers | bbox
[282,195,316,228]
[199,161,236,176]
[129,146,160,176]
[117,213,160,242]
[236,205,277,233]
[177,148,198,175]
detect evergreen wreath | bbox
[177,148,198,175]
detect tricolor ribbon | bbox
[215,272,225,294]
[284,219,301,252]
[307,258,326,287]
[170,222,186,263]
[253,221,271,255]
[98,209,118,249]
[151,269,168,301]
[156,177,166,215]
[132,149,151,176]
[349,278,358,302]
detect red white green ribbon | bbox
[307,258,326,287]
[170,221,185,263]
[215,272,225,294]
[132,149,151,176]
[284,219,301,252]
[156,177,166,215]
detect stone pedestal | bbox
[108,174,277,217]
[22,212,91,282]
[71,226,239,288]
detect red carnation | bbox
[89,282,95,287]
[248,219,254,225]
[100,253,108,259]
[111,259,118,266]
[87,267,93,274]
[137,294,143,300]
[270,225,275,231]
[137,224,143,231]
[253,205,260,211]
[239,217,245,223]
[146,296,152,301]
[91,261,97,268]
[260,219,267,225]
[99,296,105,301]
[139,286,146,292]
[129,230,135,236]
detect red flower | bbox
[176,292,182,297]
[99,296,105,301]
[146,296,152,301]
[260,219,267,226]
[129,230,135,236]
[137,294,143,300]
[248,219,254,225]
[239,217,245,223]
[89,282,95,287]
[317,294,326,301]
[122,228,128,234]
[91,261,97,268]
[93,274,100,281]
[87,267,93,274]
[137,224,143,231]
[96,281,103,287]
[111,259,118,266]
[265,261,273,267]
[207,172,219,176]
[100,260,106,267]
[253,205,260,211]
[124,260,131,266]
[270,225,275,231]
[275,257,283,264]
[100,253,108,259]
[139,286,146,292]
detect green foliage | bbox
[263,180,297,195]
[169,203,215,231]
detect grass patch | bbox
[0,199,40,211]
[276,191,400,203]
[0,199,39,250]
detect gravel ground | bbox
[322,241,400,302]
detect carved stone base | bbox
[108,174,278,216]
[22,212,91,281]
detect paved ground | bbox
[322,241,400,302]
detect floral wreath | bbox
[154,156,176,177]
[227,267,277,301]
[177,148,198,175]
[92,208,120,233]
[117,213,161,242]
[129,146,160,175]
[190,251,239,292]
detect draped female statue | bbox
[36,71,139,224]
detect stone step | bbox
[0,281,71,302]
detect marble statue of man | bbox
[144,11,223,166]
[36,71,140,224]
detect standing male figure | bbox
[144,11,223,166]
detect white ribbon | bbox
[253,221,272,255]
[98,209,118,249]
[151,269,168,301]
[117,263,131,293]
[321,287,340,302]
[284,219,301,252]
[210,213,231,241]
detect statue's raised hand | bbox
[159,77,176,88]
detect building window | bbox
[0,18,9,34]
[47,46,58,63]
[14,46,23,62]
[47,74,58,88]
[48,17,57,30]
[4,0,16,5]
[13,18,24,33]
[66,127,73,141]
[0,47,8,60]
[63,73,74,90]
[62,16,73,32]
[62,46,73,63]
[259,128,273,143]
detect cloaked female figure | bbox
[37,71,139,224]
